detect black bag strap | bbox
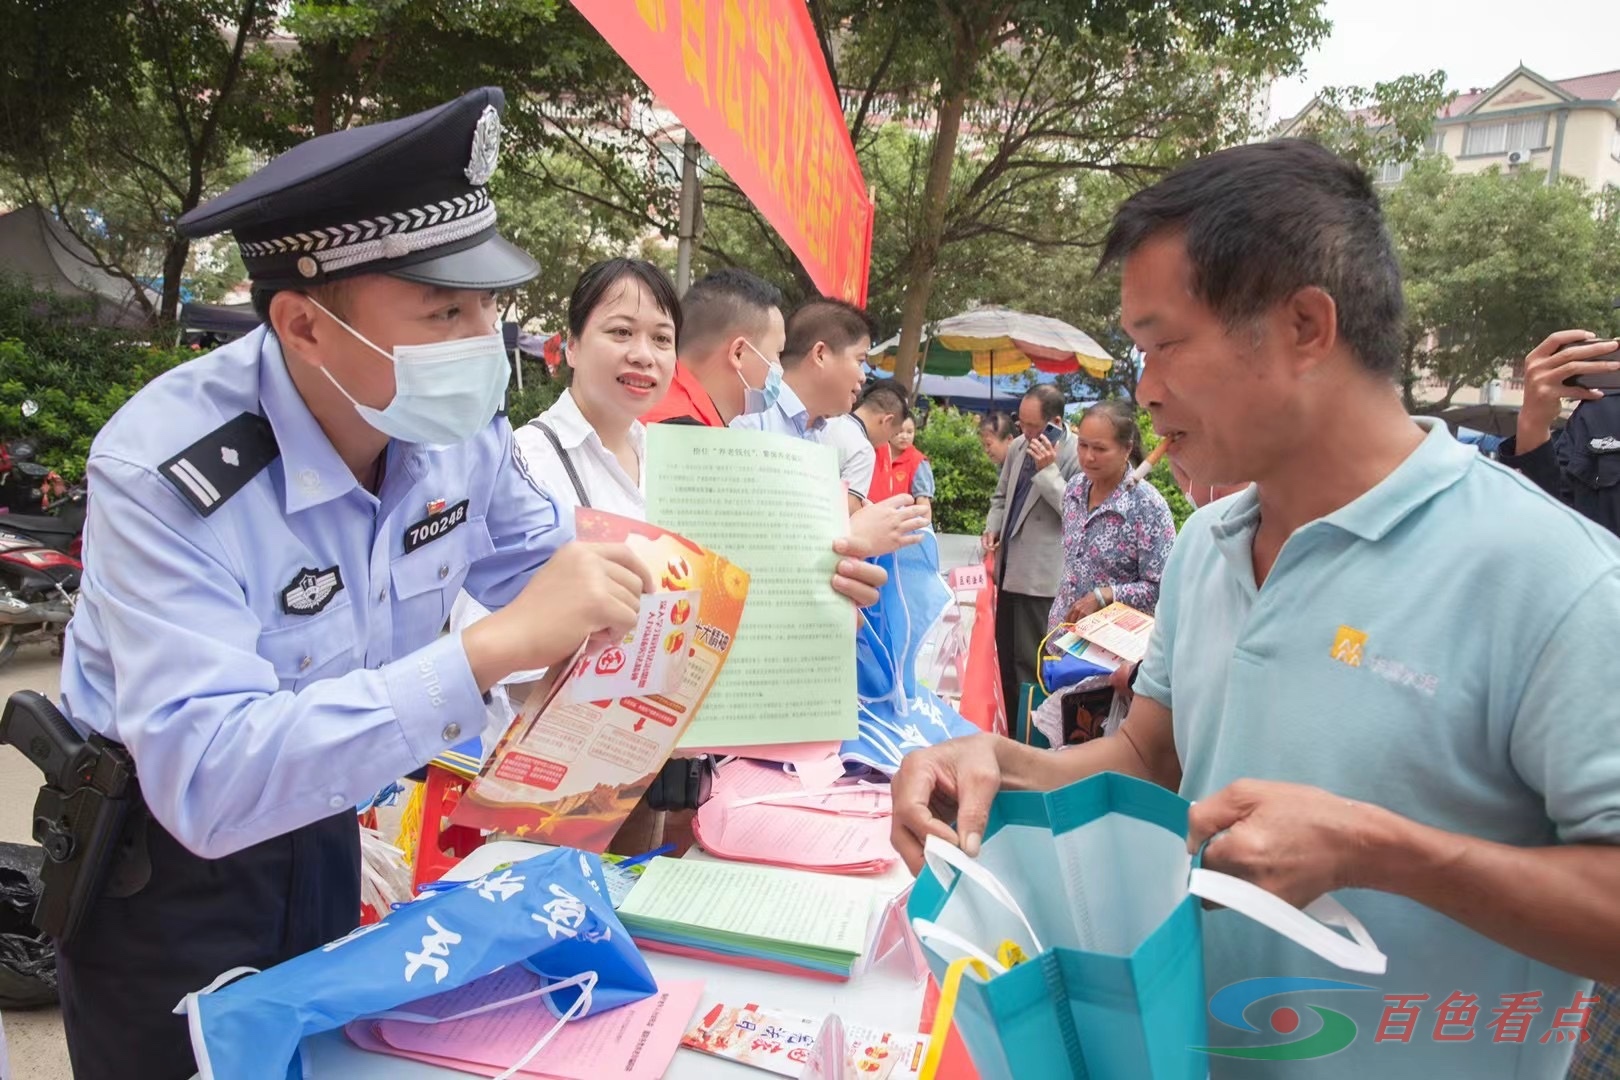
[528,420,592,509]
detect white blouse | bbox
[511,389,647,520]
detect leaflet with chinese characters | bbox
[448,510,749,852]
[681,1002,926,1078]
[645,424,858,748]
[1062,601,1155,664]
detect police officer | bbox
[1498,328,1620,532]
[52,88,664,1078]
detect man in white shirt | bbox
[731,297,875,513]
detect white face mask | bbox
[307,296,510,447]
[736,338,784,415]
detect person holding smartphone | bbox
[982,384,1080,716]
[1497,329,1620,534]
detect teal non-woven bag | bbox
[907,772,1387,1080]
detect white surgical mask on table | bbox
[308,296,510,447]
[737,338,784,415]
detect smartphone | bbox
[1560,339,1620,390]
[1043,422,1064,444]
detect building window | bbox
[1611,120,1620,162]
[1463,115,1549,156]
[1374,160,1411,185]
[1373,131,1448,185]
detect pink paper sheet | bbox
[633,937,849,983]
[790,753,848,791]
[710,759,891,816]
[701,740,843,763]
[344,969,704,1080]
[697,760,895,874]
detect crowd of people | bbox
[29,80,1620,1080]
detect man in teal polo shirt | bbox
[891,138,1620,1079]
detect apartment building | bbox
[1280,64,1620,190]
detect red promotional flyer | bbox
[449,510,749,851]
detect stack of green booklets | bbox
[616,857,874,978]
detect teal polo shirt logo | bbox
[1330,623,1439,695]
[1331,625,1368,667]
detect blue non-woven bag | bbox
[844,532,980,774]
[908,773,1387,1080]
[177,847,656,1080]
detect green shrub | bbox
[0,277,189,480]
[1135,410,1194,529]
[505,356,566,427]
[916,405,1000,535]
[916,401,1193,538]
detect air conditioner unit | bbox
[1506,147,1532,167]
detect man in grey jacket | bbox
[982,384,1080,716]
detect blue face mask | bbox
[309,297,510,447]
[737,338,784,415]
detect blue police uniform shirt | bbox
[1136,418,1620,1078]
[60,326,567,859]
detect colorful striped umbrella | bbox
[868,307,1114,379]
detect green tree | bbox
[0,277,189,478]
[1135,410,1193,529]
[0,0,275,322]
[1288,71,1453,172]
[269,1,635,142]
[1383,158,1619,410]
[859,0,1331,392]
[914,406,1000,535]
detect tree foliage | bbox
[0,277,189,479]
[851,0,1332,390]
[0,0,274,321]
[1288,71,1453,171]
[914,406,1000,535]
[1384,158,1620,410]
[0,0,634,325]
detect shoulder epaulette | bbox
[159,412,279,516]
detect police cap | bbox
[177,87,537,291]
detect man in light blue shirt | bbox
[45,89,663,1080]
[732,297,875,513]
[892,139,1620,1078]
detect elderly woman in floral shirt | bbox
[1049,399,1176,629]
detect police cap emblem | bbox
[464,104,502,186]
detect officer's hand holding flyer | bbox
[450,510,748,851]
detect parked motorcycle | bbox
[0,405,88,558]
[0,523,79,669]
[0,404,87,665]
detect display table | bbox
[300,843,928,1079]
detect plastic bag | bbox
[0,841,56,1009]
[842,535,982,775]
[178,847,656,1080]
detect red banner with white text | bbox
[571,0,874,304]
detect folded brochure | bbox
[1057,601,1155,665]
[683,1002,925,1079]
[449,510,749,851]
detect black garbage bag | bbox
[0,840,57,1008]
